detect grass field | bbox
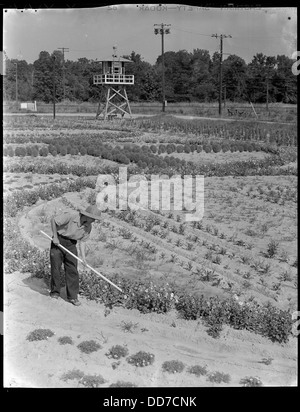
[4,100,297,123]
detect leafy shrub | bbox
[80,374,106,388]
[77,340,102,354]
[247,143,254,152]
[266,239,279,258]
[240,376,263,387]
[60,146,67,156]
[39,147,49,157]
[127,351,155,367]
[212,143,221,153]
[162,360,185,374]
[187,365,207,376]
[150,144,157,153]
[166,144,174,154]
[15,146,27,157]
[87,146,95,156]
[196,145,203,153]
[158,144,166,153]
[221,143,230,152]
[79,146,87,155]
[58,336,74,345]
[207,371,231,384]
[7,145,15,157]
[203,144,211,153]
[106,345,129,359]
[61,369,85,382]
[109,381,138,387]
[27,328,55,341]
[119,321,139,333]
[175,294,292,343]
[184,144,191,153]
[176,144,184,153]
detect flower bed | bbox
[4,169,295,345]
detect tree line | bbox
[3,49,297,104]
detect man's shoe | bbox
[50,293,60,299]
[69,299,81,306]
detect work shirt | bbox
[54,211,91,242]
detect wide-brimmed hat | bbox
[80,205,102,220]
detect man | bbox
[50,205,101,306]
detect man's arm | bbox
[51,218,60,245]
[78,241,87,265]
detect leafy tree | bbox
[222,55,248,101]
[245,53,277,103]
[272,55,297,103]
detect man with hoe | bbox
[50,205,102,306]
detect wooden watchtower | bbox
[93,48,134,120]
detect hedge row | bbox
[4,139,278,160]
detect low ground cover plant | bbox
[77,340,102,354]
[239,376,263,387]
[109,381,138,387]
[61,369,85,382]
[162,360,185,374]
[126,351,155,367]
[187,365,208,377]
[79,374,106,388]
[58,336,74,345]
[26,328,55,341]
[105,345,129,359]
[207,371,231,384]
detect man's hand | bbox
[52,236,60,246]
[79,258,88,268]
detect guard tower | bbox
[93,47,134,120]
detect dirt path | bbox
[4,112,296,126]
[4,270,297,388]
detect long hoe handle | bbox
[40,230,123,293]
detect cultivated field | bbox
[4,114,298,388]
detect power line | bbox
[172,26,213,38]
[172,26,283,40]
[211,34,232,116]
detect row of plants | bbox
[4,176,96,218]
[4,134,281,157]
[4,178,294,344]
[3,129,139,145]
[5,216,293,345]
[130,115,297,146]
[104,207,297,295]
[4,150,297,178]
[3,115,134,132]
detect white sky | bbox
[3,4,297,65]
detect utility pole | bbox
[58,47,69,101]
[212,34,231,116]
[14,62,18,108]
[266,77,269,111]
[52,55,56,119]
[154,23,171,113]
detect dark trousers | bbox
[50,234,79,300]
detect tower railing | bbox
[93,74,134,85]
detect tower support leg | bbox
[96,86,132,120]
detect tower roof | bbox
[100,56,132,63]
